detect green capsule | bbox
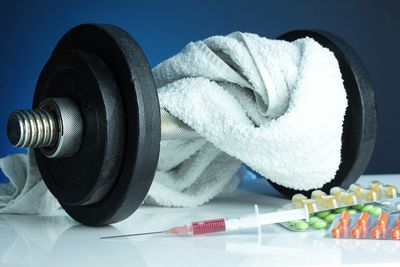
[312,219,328,229]
[333,207,347,214]
[368,206,382,216]
[316,211,331,218]
[324,213,336,223]
[295,221,309,230]
[288,219,302,226]
[361,204,374,212]
[308,216,320,226]
[348,209,357,214]
[353,204,364,210]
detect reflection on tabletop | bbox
[0,175,399,267]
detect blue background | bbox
[0,0,399,183]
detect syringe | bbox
[101,205,309,239]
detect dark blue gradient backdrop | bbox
[0,0,399,182]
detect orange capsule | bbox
[371,227,382,239]
[357,212,369,226]
[340,211,350,226]
[391,228,400,240]
[376,212,388,228]
[332,224,343,238]
[352,225,363,238]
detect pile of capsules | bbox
[328,210,400,240]
[281,180,399,231]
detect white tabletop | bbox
[0,174,399,267]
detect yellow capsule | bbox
[369,180,382,195]
[340,192,358,205]
[362,189,378,202]
[349,183,364,197]
[330,187,345,199]
[304,199,318,213]
[292,194,307,208]
[382,185,398,198]
[322,195,338,209]
[311,190,326,204]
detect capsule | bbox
[349,183,364,197]
[340,211,350,226]
[292,194,307,208]
[311,190,326,204]
[371,226,383,239]
[362,189,378,202]
[339,192,358,205]
[332,224,343,238]
[357,212,369,226]
[330,187,345,199]
[351,225,364,238]
[391,228,400,240]
[382,185,398,198]
[304,199,318,213]
[351,212,368,238]
[377,212,388,228]
[369,180,382,194]
[322,195,338,209]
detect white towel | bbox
[0,151,60,213]
[0,32,347,214]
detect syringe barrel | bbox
[225,207,309,231]
[191,218,226,235]
[225,216,258,231]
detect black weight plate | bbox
[268,30,377,198]
[37,24,161,225]
[33,49,124,206]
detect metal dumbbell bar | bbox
[8,101,200,158]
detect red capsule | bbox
[340,211,350,226]
[372,226,383,239]
[377,212,388,228]
[357,212,369,227]
[391,227,400,240]
[332,224,343,238]
[352,225,363,238]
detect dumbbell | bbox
[6,24,377,226]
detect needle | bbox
[100,205,310,239]
[101,230,165,239]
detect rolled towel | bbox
[148,32,347,206]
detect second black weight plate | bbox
[35,24,161,225]
[268,30,377,198]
